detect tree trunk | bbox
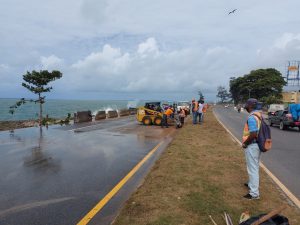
[39,93,43,127]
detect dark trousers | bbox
[192,111,198,124]
[198,112,203,123]
[161,114,168,128]
[180,116,185,125]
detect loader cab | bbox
[144,102,162,113]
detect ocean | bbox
[0,98,146,121]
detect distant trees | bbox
[229,68,286,105]
[216,86,231,103]
[9,70,63,126]
[198,90,205,102]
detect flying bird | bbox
[228,9,237,15]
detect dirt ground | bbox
[113,109,300,225]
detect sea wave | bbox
[0,99,146,121]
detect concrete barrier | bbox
[119,109,130,117]
[107,110,118,118]
[74,111,92,123]
[95,111,106,120]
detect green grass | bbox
[113,110,300,225]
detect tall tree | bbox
[9,70,63,126]
[229,68,286,104]
[216,86,230,103]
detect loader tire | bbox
[142,116,152,126]
[154,116,162,126]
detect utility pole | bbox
[247,88,251,99]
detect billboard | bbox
[288,66,299,71]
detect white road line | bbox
[213,110,300,209]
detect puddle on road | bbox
[0,117,175,224]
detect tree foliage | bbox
[216,86,231,103]
[229,68,286,105]
[9,70,63,126]
[198,90,205,102]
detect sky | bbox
[1,0,300,101]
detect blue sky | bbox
[1,0,300,101]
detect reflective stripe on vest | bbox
[242,112,261,144]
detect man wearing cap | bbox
[242,98,262,200]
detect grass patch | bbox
[146,216,182,225]
[113,109,300,225]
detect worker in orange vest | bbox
[242,98,262,200]
[161,106,173,128]
[191,99,199,124]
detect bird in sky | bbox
[228,9,237,15]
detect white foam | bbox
[127,100,140,108]
[92,106,119,115]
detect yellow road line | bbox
[213,110,300,209]
[77,141,164,225]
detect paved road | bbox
[0,116,174,225]
[213,106,300,199]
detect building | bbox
[282,89,300,103]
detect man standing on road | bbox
[161,106,173,128]
[191,99,198,124]
[198,100,204,124]
[242,98,262,200]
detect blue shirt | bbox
[248,111,259,132]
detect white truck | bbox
[177,101,191,115]
[268,104,285,116]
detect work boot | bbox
[243,193,260,200]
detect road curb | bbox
[213,110,300,209]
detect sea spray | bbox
[127,99,140,109]
[92,106,119,116]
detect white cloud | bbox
[1,0,300,100]
[41,55,64,70]
[273,33,300,50]
[59,38,236,95]
[0,64,10,71]
[137,38,159,57]
[255,33,300,72]
[206,47,231,56]
[71,44,130,74]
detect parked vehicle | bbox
[176,101,190,115]
[268,104,285,116]
[268,110,300,131]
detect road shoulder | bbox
[112,109,300,225]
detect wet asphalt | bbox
[0,116,174,225]
[213,106,300,199]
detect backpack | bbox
[252,114,272,152]
[239,214,289,225]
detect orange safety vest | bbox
[192,102,199,112]
[164,108,173,116]
[242,111,261,144]
[202,104,207,113]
